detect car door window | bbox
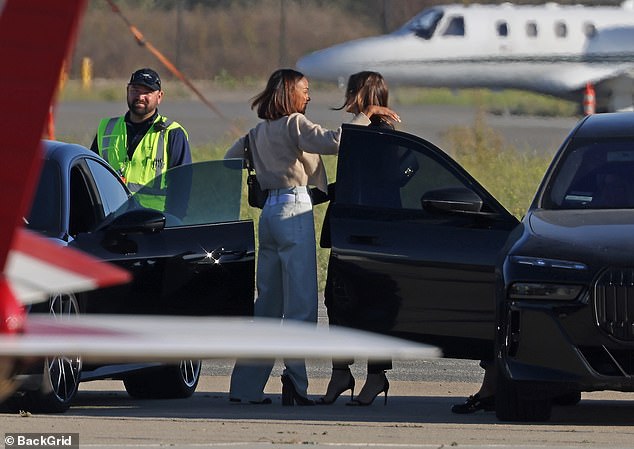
[85,159,130,217]
[27,159,62,237]
[131,159,244,227]
[337,128,472,213]
[69,163,102,236]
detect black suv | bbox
[327,114,634,421]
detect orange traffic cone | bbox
[583,83,596,115]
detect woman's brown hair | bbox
[251,68,306,120]
[335,71,390,126]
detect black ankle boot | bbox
[281,374,315,406]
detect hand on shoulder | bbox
[363,105,401,123]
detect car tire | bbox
[495,361,552,422]
[10,293,82,413]
[123,360,201,399]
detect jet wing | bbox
[0,315,440,361]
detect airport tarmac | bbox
[3,300,634,448]
[2,375,634,449]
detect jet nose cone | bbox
[296,49,341,81]
[297,36,397,83]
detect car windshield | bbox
[120,159,244,227]
[543,139,634,210]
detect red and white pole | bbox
[583,83,596,115]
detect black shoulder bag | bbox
[244,134,268,209]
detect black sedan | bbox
[327,113,634,421]
[9,140,254,412]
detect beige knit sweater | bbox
[225,112,371,194]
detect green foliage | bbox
[441,110,551,218]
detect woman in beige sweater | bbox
[226,68,399,406]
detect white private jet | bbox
[0,0,438,406]
[297,1,634,113]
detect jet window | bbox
[443,16,465,36]
[497,21,508,37]
[584,22,597,38]
[402,8,444,40]
[555,21,567,38]
[526,21,538,37]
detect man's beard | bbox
[128,99,150,116]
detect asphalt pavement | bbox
[2,376,633,449]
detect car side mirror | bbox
[421,187,483,214]
[107,208,166,235]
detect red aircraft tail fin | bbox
[0,0,130,333]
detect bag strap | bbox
[243,134,255,173]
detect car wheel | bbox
[495,361,551,422]
[123,360,201,399]
[12,293,82,413]
[553,390,581,406]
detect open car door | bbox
[64,158,255,317]
[327,124,520,360]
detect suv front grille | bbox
[594,268,634,341]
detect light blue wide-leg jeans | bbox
[230,186,317,402]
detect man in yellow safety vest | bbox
[91,68,191,218]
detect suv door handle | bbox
[183,248,247,264]
[211,248,247,262]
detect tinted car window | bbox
[27,159,62,236]
[544,139,634,209]
[86,159,129,217]
[69,164,101,236]
[336,131,467,211]
[121,159,244,227]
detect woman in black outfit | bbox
[319,71,397,406]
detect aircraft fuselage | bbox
[297,2,634,112]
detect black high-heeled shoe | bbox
[346,372,389,406]
[281,374,315,406]
[451,393,495,414]
[316,368,355,405]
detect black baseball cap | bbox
[129,68,161,91]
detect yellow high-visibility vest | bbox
[96,114,183,211]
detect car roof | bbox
[573,112,634,140]
[42,140,97,162]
